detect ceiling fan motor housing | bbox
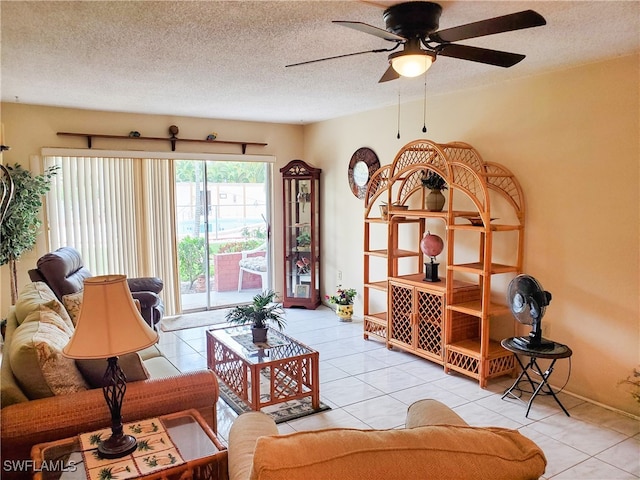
[383,2,442,38]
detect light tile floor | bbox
[158,306,640,480]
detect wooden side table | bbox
[501,337,572,418]
[31,409,228,480]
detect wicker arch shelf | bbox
[365,139,525,225]
[362,139,526,388]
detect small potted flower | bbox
[326,285,357,321]
[421,170,448,212]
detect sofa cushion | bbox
[76,353,151,388]
[9,307,89,399]
[61,290,83,326]
[250,424,546,480]
[15,282,72,326]
[239,256,267,272]
[142,356,181,378]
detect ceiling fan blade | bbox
[438,44,525,68]
[333,20,405,42]
[286,48,389,68]
[378,64,400,83]
[431,10,546,43]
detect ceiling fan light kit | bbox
[389,50,434,78]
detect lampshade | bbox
[390,51,434,78]
[63,275,158,359]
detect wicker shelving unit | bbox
[363,140,525,387]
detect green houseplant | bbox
[326,285,357,321]
[0,163,59,304]
[225,290,286,342]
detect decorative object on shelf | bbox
[63,275,159,459]
[168,125,179,138]
[206,132,218,141]
[420,231,444,282]
[296,182,310,212]
[225,290,286,343]
[379,202,408,220]
[57,131,267,154]
[295,256,310,274]
[326,285,357,321]
[421,170,448,212]
[348,147,380,199]
[462,215,497,226]
[296,230,311,248]
[128,131,141,137]
[295,284,310,298]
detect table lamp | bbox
[63,274,159,459]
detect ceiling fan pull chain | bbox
[397,89,401,139]
[422,73,428,134]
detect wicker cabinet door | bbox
[389,282,414,349]
[416,288,444,362]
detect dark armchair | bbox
[28,247,164,328]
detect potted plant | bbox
[225,290,286,342]
[326,285,357,321]
[0,163,59,304]
[296,231,311,249]
[421,170,448,212]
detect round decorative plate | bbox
[348,147,380,199]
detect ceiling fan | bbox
[286,1,546,82]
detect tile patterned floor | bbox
[158,306,640,480]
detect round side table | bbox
[501,337,572,418]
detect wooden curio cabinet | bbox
[280,160,321,309]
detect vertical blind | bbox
[44,155,178,315]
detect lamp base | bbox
[424,262,440,282]
[98,433,138,459]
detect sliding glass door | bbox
[175,160,270,312]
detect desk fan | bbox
[507,274,554,350]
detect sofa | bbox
[1,281,219,478]
[228,399,546,480]
[28,246,164,328]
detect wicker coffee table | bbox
[206,326,320,411]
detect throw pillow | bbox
[10,307,89,399]
[62,290,84,326]
[14,282,59,325]
[76,353,150,388]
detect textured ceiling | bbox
[1,1,639,124]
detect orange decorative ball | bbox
[420,232,444,258]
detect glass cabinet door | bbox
[280,160,321,309]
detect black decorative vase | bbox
[252,326,268,343]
